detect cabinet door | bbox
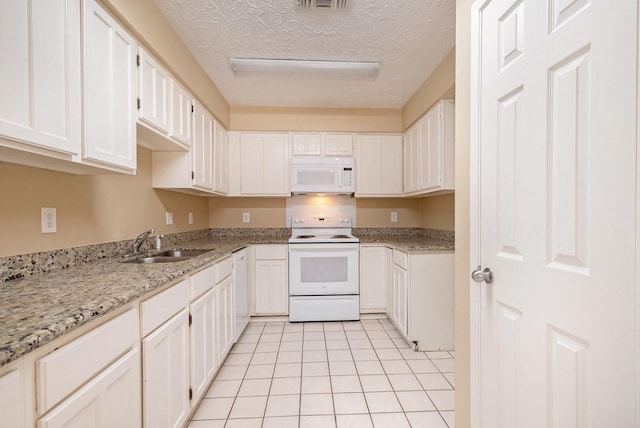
[190,289,216,405]
[255,260,288,315]
[137,48,170,134]
[169,80,192,147]
[325,134,353,156]
[0,368,23,428]
[240,133,289,195]
[0,0,81,155]
[214,123,229,194]
[356,135,403,196]
[391,264,408,336]
[233,249,249,341]
[142,309,190,428]
[359,246,389,311]
[403,123,421,194]
[192,100,214,191]
[418,105,442,192]
[215,276,235,362]
[83,0,137,170]
[38,348,141,428]
[292,133,321,156]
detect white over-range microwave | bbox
[290,157,355,194]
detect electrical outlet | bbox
[242,212,250,223]
[188,212,194,225]
[42,208,57,234]
[166,212,174,225]
[391,211,398,223]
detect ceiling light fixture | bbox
[296,0,350,9]
[228,58,381,81]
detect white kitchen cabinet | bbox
[190,288,216,405]
[0,365,24,428]
[292,133,321,156]
[192,100,214,191]
[239,133,290,196]
[82,0,137,172]
[214,124,229,194]
[325,133,353,156]
[38,347,141,428]
[403,100,455,196]
[387,249,454,351]
[141,281,190,428]
[252,245,289,315]
[0,0,81,157]
[359,245,391,312]
[215,275,235,363]
[137,48,170,135]
[233,249,250,342]
[170,80,192,148]
[355,134,403,197]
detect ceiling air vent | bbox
[297,0,350,9]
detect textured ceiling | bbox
[153,0,455,109]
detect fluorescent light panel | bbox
[229,58,380,81]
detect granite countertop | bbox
[0,228,453,368]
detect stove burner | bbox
[295,235,316,239]
[331,235,350,239]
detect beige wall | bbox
[209,198,287,228]
[401,48,456,131]
[356,199,421,228]
[0,148,209,257]
[418,193,455,231]
[230,107,402,133]
[455,1,472,426]
[102,0,231,129]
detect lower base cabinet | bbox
[190,288,216,405]
[38,347,141,428]
[215,275,234,363]
[252,245,288,315]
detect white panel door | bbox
[138,48,170,134]
[190,289,216,405]
[255,260,288,315]
[325,134,353,156]
[169,80,192,147]
[355,135,403,196]
[215,276,235,362]
[471,1,638,427]
[214,123,229,194]
[359,246,389,311]
[0,0,81,155]
[418,105,441,192]
[191,100,213,191]
[83,0,136,170]
[403,122,421,194]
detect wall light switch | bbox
[188,212,194,225]
[166,212,174,225]
[42,207,57,234]
[391,211,398,223]
[242,212,250,223]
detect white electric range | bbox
[288,216,360,322]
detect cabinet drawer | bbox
[141,280,188,337]
[393,249,408,270]
[191,265,215,301]
[36,308,139,414]
[216,256,233,282]
[255,245,287,260]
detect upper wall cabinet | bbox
[137,47,192,151]
[403,100,455,196]
[0,0,82,158]
[291,133,353,156]
[355,134,403,197]
[82,0,137,173]
[238,133,290,196]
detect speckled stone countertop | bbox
[0,227,453,368]
[0,232,288,367]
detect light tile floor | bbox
[188,317,455,428]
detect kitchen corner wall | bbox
[0,148,209,258]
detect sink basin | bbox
[156,249,210,257]
[122,249,211,264]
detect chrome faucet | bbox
[132,229,154,253]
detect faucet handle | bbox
[155,234,165,251]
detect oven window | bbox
[300,257,348,282]
[298,170,336,185]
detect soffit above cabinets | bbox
[152,0,455,109]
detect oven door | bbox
[289,243,359,295]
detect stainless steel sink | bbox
[122,249,211,264]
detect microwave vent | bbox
[297,0,350,9]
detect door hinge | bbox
[189,314,192,326]
[189,387,193,400]
[191,171,195,180]
[137,98,141,110]
[136,54,140,67]
[191,104,194,113]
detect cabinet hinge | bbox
[189,387,193,400]
[189,314,192,326]
[191,171,195,180]
[191,104,194,113]
[137,98,141,110]
[136,54,140,67]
